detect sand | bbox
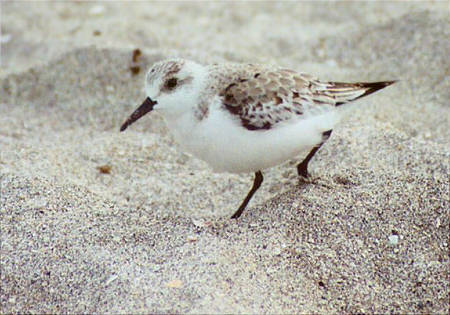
[1,2,449,313]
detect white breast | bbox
[164,98,340,174]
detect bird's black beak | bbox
[120,97,157,132]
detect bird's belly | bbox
[172,110,338,174]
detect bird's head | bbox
[120,58,207,131]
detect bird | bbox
[120,58,395,219]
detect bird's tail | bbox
[320,81,396,106]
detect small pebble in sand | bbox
[97,164,112,174]
[388,234,399,245]
[0,34,12,44]
[27,197,47,209]
[192,218,206,228]
[105,274,118,286]
[89,5,105,16]
[187,235,198,243]
[166,279,183,288]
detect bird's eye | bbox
[165,78,178,90]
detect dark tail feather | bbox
[334,80,397,106]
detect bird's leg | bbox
[231,171,264,219]
[297,130,333,178]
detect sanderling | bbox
[120,59,395,219]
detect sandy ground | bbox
[1,2,449,313]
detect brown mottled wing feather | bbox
[219,66,395,131]
[220,68,314,130]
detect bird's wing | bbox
[219,67,394,131]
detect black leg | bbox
[297,130,332,177]
[231,171,264,219]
